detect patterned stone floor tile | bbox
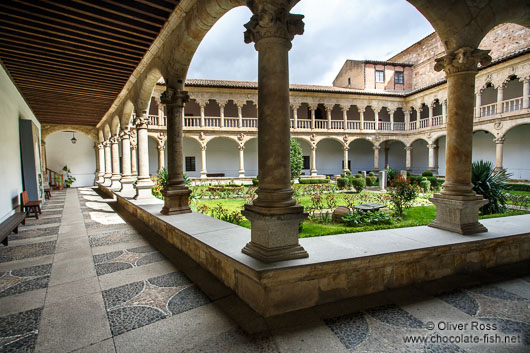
[88,230,143,248]
[24,218,62,226]
[0,264,52,297]
[102,272,210,336]
[94,246,166,276]
[0,241,56,263]
[180,327,279,353]
[0,308,42,353]
[11,227,60,241]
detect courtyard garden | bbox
[151,159,530,238]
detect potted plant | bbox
[62,165,76,187]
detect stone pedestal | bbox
[242,205,308,263]
[429,196,488,234]
[161,188,192,215]
[378,170,387,191]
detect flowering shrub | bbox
[388,175,418,216]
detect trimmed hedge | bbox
[298,178,330,184]
[421,170,434,177]
[410,176,444,190]
[504,183,530,191]
[351,177,366,193]
[252,179,259,186]
[366,176,378,186]
[337,177,349,188]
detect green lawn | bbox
[506,190,530,196]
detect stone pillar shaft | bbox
[131,145,138,177]
[359,109,364,130]
[390,110,394,130]
[342,108,348,130]
[238,146,245,178]
[497,86,504,114]
[103,140,112,186]
[237,105,243,128]
[405,110,410,130]
[97,143,105,183]
[405,146,412,171]
[373,146,380,171]
[475,91,482,118]
[200,146,207,178]
[326,107,332,130]
[161,86,191,214]
[310,106,316,129]
[293,106,298,129]
[220,104,225,128]
[200,104,205,128]
[428,144,436,170]
[241,2,308,262]
[157,145,165,172]
[442,100,447,125]
[343,147,349,172]
[523,79,530,109]
[119,130,134,192]
[134,112,154,199]
[495,137,504,170]
[374,110,379,130]
[310,146,317,176]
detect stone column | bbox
[359,107,365,130]
[404,109,411,130]
[427,143,437,172]
[523,78,530,109]
[133,112,154,199]
[219,103,225,128]
[374,109,379,130]
[96,143,105,183]
[373,145,380,172]
[429,47,491,234]
[241,1,308,262]
[119,129,134,193]
[384,142,390,169]
[389,109,394,131]
[200,103,206,128]
[310,104,316,129]
[238,144,245,178]
[130,143,138,179]
[343,146,349,172]
[342,106,348,130]
[103,140,112,186]
[292,104,298,129]
[494,137,505,171]
[157,144,165,172]
[475,90,482,118]
[428,104,433,126]
[497,85,504,114]
[110,134,121,190]
[326,105,332,130]
[405,145,412,171]
[310,145,317,176]
[442,100,447,125]
[237,103,243,128]
[200,144,207,178]
[160,86,191,214]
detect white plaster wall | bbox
[183,138,201,178]
[472,131,496,167]
[148,137,167,176]
[46,132,96,187]
[243,138,258,177]
[504,124,530,179]
[411,140,428,174]
[349,139,374,173]
[0,65,42,222]
[205,138,239,177]
[386,141,407,171]
[295,139,311,176]
[316,139,343,175]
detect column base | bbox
[241,204,308,263]
[428,195,489,235]
[102,176,112,186]
[310,170,317,176]
[134,178,154,200]
[161,187,192,215]
[96,176,105,184]
[119,178,135,193]
[238,171,245,178]
[200,172,207,179]
[110,176,121,190]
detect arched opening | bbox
[502,76,524,113]
[348,138,374,173]
[243,138,258,177]
[411,139,428,174]
[382,140,406,171]
[293,138,312,175]
[183,137,202,178]
[45,131,96,187]
[205,137,239,177]
[480,82,497,116]
[503,124,530,179]
[148,135,164,176]
[315,139,343,176]
[472,130,496,167]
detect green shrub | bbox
[351,177,366,193]
[337,177,349,189]
[366,176,377,186]
[252,178,259,186]
[368,171,375,177]
[419,177,431,192]
[504,183,530,192]
[355,173,362,178]
[410,176,443,190]
[386,168,398,183]
[342,211,393,227]
[389,174,417,216]
[298,178,330,184]
[341,171,352,177]
[472,160,511,214]
[421,170,434,177]
[290,138,303,180]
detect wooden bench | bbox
[0,212,26,246]
[44,187,52,200]
[21,190,42,219]
[206,173,225,177]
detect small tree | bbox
[389,174,417,216]
[290,138,303,180]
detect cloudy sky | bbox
[187,0,434,85]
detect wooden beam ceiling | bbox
[0,0,179,126]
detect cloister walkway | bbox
[0,188,528,352]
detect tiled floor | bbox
[0,187,528,353]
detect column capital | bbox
[238,143,245,151]
[102,140,110,148]
[372,145,380,151]
[119,129,130,139]
[405,146,413,152]
[130,143,137,150]
[200,144,207,151]
[157,144,165,152]
[343,146,349,151]
[96,142,104,150]
[134,115,149,129]
[109,135,120,144]
[427,143,437,149]
[244,1,304,45]
[434,47,491,75]
[494,137,505,144]
[160,87,189,107]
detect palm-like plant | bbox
[471,160,511,214]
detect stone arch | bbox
[472,126,496,136]
[407,136,429,147]
[205,135,240,147]
[110,115,121,136]
[103,124,112,140]
[380,139,407,171]
[121,99,136,128]
[315,138,345,176]
[41,124,98,142]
